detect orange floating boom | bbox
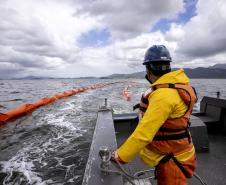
[0,81,123,125]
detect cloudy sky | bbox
[0,0,226,78]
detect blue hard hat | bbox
[143,45,172,65]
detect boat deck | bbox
[115,121,226,185]
[188,134,226,185]
[82,97,226,185]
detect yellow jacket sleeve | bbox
[117,88,174,162]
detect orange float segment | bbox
[0,113,10,124]
[72,89,79,93]
[122,85,132,101]
[41,97,55,104]
[63,91,73,97]
[31,99,45,108]
[126,95,131,101]
[55,93,65,99]
[78,88,85,92]
[49,96,58,102]
[0,104,33,124]
[23,103,37,112]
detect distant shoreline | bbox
[2,66,226,80]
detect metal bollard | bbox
[217,91,220,98]
[105,98,108,107]
[99,146,111,175]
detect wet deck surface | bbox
[188,134,226,185]
[115,123,226,185]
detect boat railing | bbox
[82,106,124,185]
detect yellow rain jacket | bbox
[117,69,195,166]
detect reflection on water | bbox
[0,78,226,184]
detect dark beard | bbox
[145,74,152,84]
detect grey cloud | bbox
[0,46,44,68]
[0,5,75,78]
[121,44,148,50]
[176,0,226,58]
[179,38,226,58]
[0,44,67,74]
[13,45,70,60]
[75,0,184,39]
[0,10,54,57]
[0,62,25,79]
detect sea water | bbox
[0,79,226,185]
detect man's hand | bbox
[111,151,126,164]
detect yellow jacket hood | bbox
[152,69,190,86]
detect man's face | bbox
[145,67,154,84]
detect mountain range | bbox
[105,64,226,79]
[209,63,226,69]
[2,64,226,79]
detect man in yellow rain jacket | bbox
[113,45,197,185]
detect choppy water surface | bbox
[0,78,226,185]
